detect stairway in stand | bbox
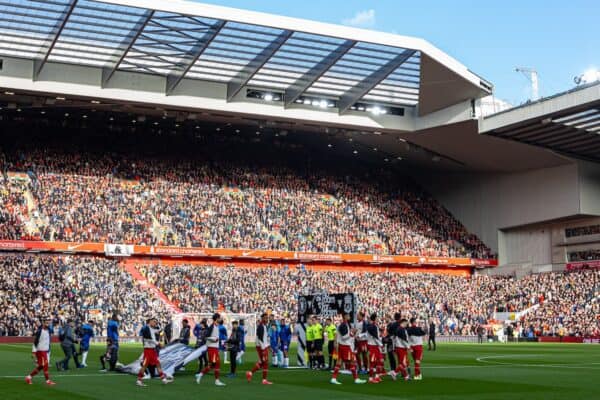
[121,260,182,314]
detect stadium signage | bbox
[566,260,600,270]
[297,293,357,323]
[0,240,498,268]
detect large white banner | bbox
[119,343,207,376]
[104,243,134,257]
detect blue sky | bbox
[194,0,599,106]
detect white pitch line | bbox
[476,355,600,369]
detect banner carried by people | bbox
[118,343,207,376]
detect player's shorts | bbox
[356,340,368,353]
[143,348,159,366]
[208,347,220,364]
[35,351,48,367]
[80,343,90,352]
[328,340,335,353]
[394,347,409,365]
[367,345,383,365]
[280,342,290,352]
[256,347,269,363]
[306,340,314,352]
[337,345,354,362]
[313,339,324,352]
[411,345,423,362]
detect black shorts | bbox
[306,340,314,352]
[313,339,324,352]
[328,340,334,354]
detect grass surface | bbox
[2,342,599,399]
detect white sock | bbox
[285,357,289,367]
[223,352,228,362]
[236,351,244,363]
[82,351,88,365]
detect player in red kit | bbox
[353,311,369,374]
[246,313,272,385]
[408,317,426,380]
[388,317,410,381]
[136,318,173,387]
[330,312,366,385]
[196,313,226,386]
[25,318,55,386]
[366,313,386,383]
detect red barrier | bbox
[0,336,59,344]
[0,239,498,269]
[537,336,600,343]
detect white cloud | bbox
[342,9,376,28]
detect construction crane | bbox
[515,67,539,101]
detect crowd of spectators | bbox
[565,224,600,238]
[138,263,600,337]
[568,250,600,262]
[0,176,27,241]
[0,148,493,259]
[0,254,170,337]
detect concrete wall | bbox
[414,161,600,272]
[414,163,581,253]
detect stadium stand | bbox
[0,254,171,337]
[0,132,493,258]
[0,253,597,337]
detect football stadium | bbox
[0,0,599,399]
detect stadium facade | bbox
[0,0,599,275]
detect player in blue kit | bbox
[279,318,292,368]
[268,322,280,367]
[79,320,95,367]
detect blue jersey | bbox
[193,323,203,339]
[218,324,227,350]
[279,324,292,345]
[239,326,247,351]
[80,324,94,349]
[107,320,119,344]
[269,327,279,350]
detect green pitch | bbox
[1,342,599,399]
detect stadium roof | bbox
[0,0,491,116]
[480,82,600,163]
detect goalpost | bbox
[171,312,258,342]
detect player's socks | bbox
[284,357,289,367]
[246,371,253,382]
[82,352,88,366]
[388,370,397,381]
[195,373,203,384]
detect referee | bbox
[305,318,315,369]
[312,317,325,369]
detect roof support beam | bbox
[542,131,598,147]
[284,40,355,107]
[165,20,226,95]
[226,30,293,101]
[560,136,600,151]
[32,0,78,81]
[101,9,155,88]
[517,125,576,141]
[338,49,416,114]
